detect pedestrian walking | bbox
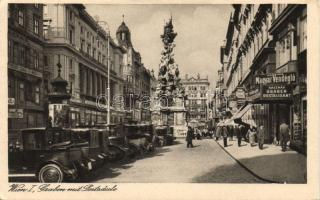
[186,126,194,148]
[229,125,234,141]
[234,124,241,147]
[279,120,290,152]
[216,125,222,141]
[247,126,256,147]
[239,124,247,143]
[196,128,201,140]
[257,125,265,150]
[222,125,229,147]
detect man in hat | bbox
[186,126,194,148]
[279,119,290,152]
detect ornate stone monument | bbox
[152,17,187,138]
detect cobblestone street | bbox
[80,139,266,183]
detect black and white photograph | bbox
[3,1,319,199]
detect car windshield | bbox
[71,130,90,143]
[22,131,45,150]
[47,130,71,146]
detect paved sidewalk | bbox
[216,138,307,183]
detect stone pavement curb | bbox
[215,138,307,183]
[215,139,279,183]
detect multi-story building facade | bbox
[44,4,126,126]
[182,74,210,127]
[116,20,152,123]
[269,4,307,153]
[214,66,227,119]
[8,4,46,142]
[217,4,307,153]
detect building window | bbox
[8,40,14,63]
[35,86,40,104]
[34,4,39,8]
[18,45,25,66]
[33,17,39,35]
[93,48,96,59]
[87,44,91,55]
[25,82,33,102]
[18,10,24,26]
[34,51,39,69]
[27,114,35,127]
[98,52,101,63]
[102,55,105,65]
[69,28,73,44]
[19,82,24,102]
[80,39,85,51]
[44,55,48,66]
[8,77,15,98]
[81,26,84,34]
[69,10,73,21]
[69,59,73,70]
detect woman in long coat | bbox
[247,126,256,147]
[222,125,229,147]
[186,126,194,148]
[215,125,222,141]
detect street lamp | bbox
[96,20,111,127]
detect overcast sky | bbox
[85,4,233,89]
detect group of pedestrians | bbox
[185,119,290,152]
[215,124,246,147]
[213,119,291,152]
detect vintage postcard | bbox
[0,0,319,199]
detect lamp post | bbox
[96,20,111,127]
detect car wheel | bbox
[38,164,64,183]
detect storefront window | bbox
[19,82,24,102]
[27,114,35,127]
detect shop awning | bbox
[224,118,236,126]
[232,104,252,120]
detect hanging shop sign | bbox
[247,87,260,101]
[255,72,297,85]
[235,88,245,99]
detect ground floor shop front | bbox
[234,99,306,154]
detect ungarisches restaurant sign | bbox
[255,72,296,85]
[261,85,292,100]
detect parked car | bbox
[124,124,155,153]
[8,127,90,183]
[154,125,176,146]
[96,123,136,161]
[70,128,105,170]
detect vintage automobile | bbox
[154,125,176,146]
[70,128,106,170]
[123,124,155,154]
[8,127,90,183]
[95,123,136,161]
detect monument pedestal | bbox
[151,98,187,138]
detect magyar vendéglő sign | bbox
[255,72,296,85]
